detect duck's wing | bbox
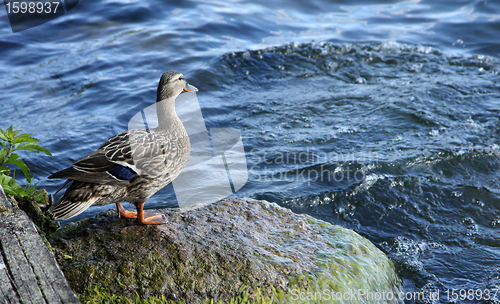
[49,130,142,185]
[49,181,109,219]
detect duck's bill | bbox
[183,83,198,92]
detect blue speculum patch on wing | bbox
[109,166,136,180]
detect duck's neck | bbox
[156,97,180,130]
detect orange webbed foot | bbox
[139,214,166,225]
[136,202,167,225]
[116,202,138,219]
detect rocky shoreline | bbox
[47,197,402,303]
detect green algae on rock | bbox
[49,198,402,303]
[15,188,60,235]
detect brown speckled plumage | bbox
[49,70,197,224]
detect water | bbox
[1,0,500,302]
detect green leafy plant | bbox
[0,125,52,200]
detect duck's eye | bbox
[178,76,184,81]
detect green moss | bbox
[56,200,401,304]
[77,261,396,304]
[79,283,276,304]
[15,189,60,235]
[56,217,91,238]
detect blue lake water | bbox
[1,0,500,302]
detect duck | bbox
[48,70,197,225]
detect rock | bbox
[0,185,80,304]
[49,198,402,303]
[14,189,60,236]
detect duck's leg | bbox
[136,202,166,225]
[116,202,137,219]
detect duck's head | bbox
[156,70,198,102]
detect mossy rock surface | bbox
[49,198,401,303]
[15,189,60,235]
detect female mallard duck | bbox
[49,70,197,225]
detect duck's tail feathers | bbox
[55,179,72,195]
[49,197,97,220]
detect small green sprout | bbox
[0,125,51,200]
